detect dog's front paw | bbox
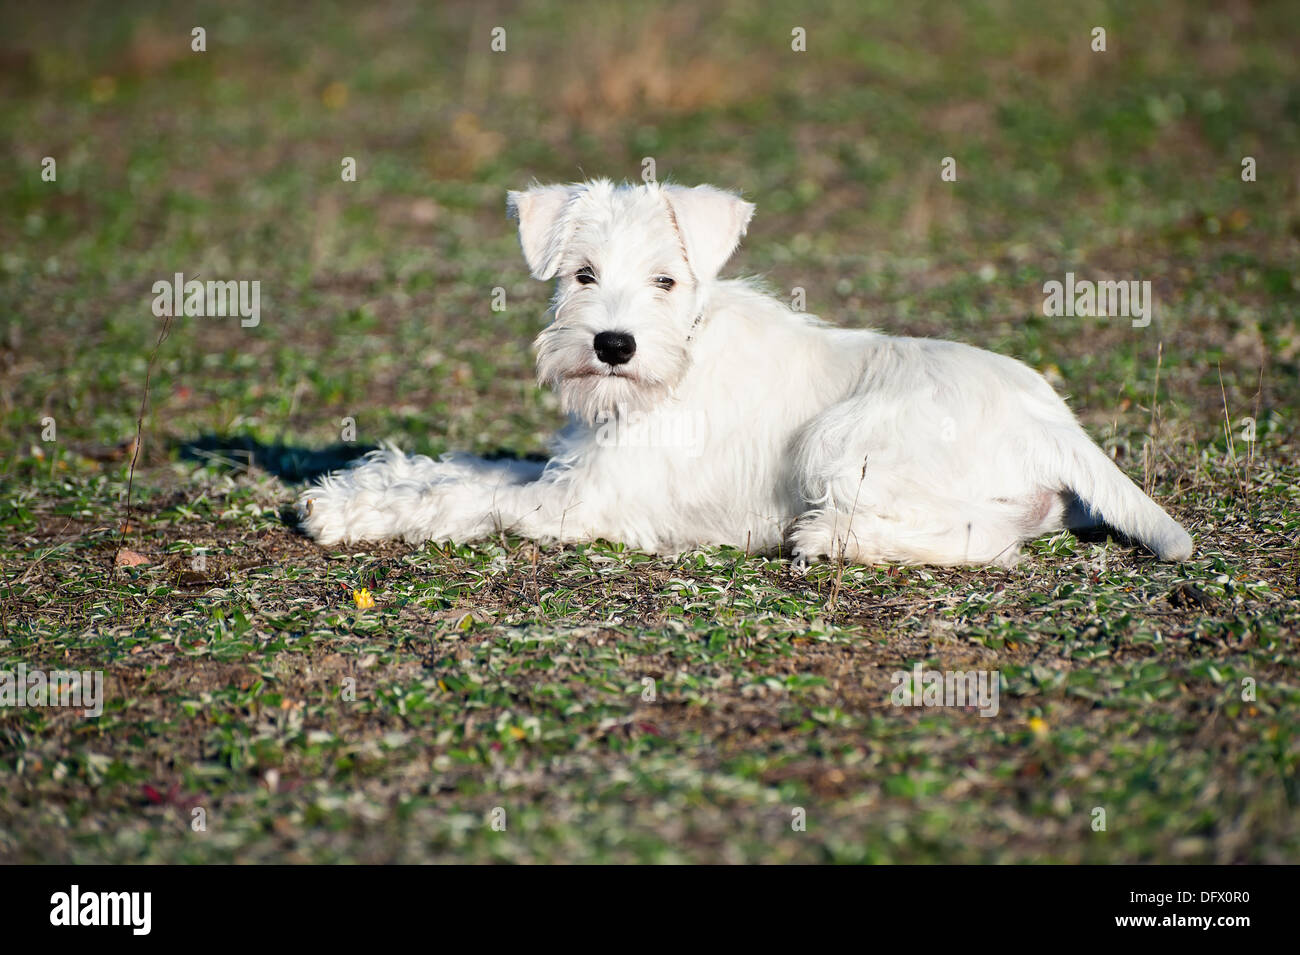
[297,484,350,545]
[298,479,467,546]
[296,479,406,545]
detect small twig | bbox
[1246,355,1265,502]
[17,540,75,586]
[531,543,541,611]
[1216,363,1242,494]
[1143,342,1163,495]
[828,456,868,615]
[114,309,175,565]
[0,566,9,641]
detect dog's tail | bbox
[1049,426,1193,561]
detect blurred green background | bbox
[2,0,1297,462]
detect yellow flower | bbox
[1028,717,1049,738]
[353,588,375,609]
[322,81,348,110]
[90,76,117,103]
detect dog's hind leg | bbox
[787,393,1033,568]
[787,500,1028,569]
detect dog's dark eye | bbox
[653,275,675,291]
[575,266,596,285]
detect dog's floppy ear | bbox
[507,184,576,280]
[663,184,755,282]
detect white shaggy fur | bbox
[298,179,1193,568]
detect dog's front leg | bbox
[297,447,549,545]
[304,475,596,547]
[413,476,598,546]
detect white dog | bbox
[297,179,1193,568]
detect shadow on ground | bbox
[179,435,378,536]
[177,435,553,534]
[178,435,377,482]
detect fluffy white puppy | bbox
[298,179,1192,567]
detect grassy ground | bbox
[1,0,1298,863]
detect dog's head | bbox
[508,179,754,424]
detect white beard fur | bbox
[298,180,1192,568]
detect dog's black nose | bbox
[593,331,636,366]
